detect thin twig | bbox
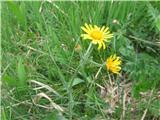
[17,43,47,55]
[1,64,10,76]
[108,71,113,86]
[121,92,127,120]
[3,100,32,109]
[30,80,61,97]
[32,92,64,112]
[141,109,148,120]
[128,35,160,47]
[140,89,154,120]
[94,66,102,79]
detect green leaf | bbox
[2,75,17,87]
[132,80,154,98]
[1,109,7,120]
[149,100,160,117]
[7,1,27,30]
[17,58,27,86]
[156,16,160,31]
[72,78,84,87]
[44,111,67,120]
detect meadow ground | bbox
[1,1,160,120]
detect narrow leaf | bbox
[17,58,26,86]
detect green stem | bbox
[83,43,93,57]
[68,43,93,120]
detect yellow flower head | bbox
[81,23,113,50]
[106,54,122,74]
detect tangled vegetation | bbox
[1,1,160,120]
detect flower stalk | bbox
[68,42,93,120]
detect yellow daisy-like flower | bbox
[106,54,122,74]
[81,23,113,50]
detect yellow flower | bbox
[81,23,113,50]
[106,54,122,74]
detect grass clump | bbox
[1,1,160,120]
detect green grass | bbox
[1,1,160,120]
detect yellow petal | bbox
[98,42,102,50]
[102,42,106,49]
[89,24,93,30]
[81,27,90,34]
[101,26,105,32]
[92,41,98,44]
[103,27,109,33]
[85,23,91,31]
